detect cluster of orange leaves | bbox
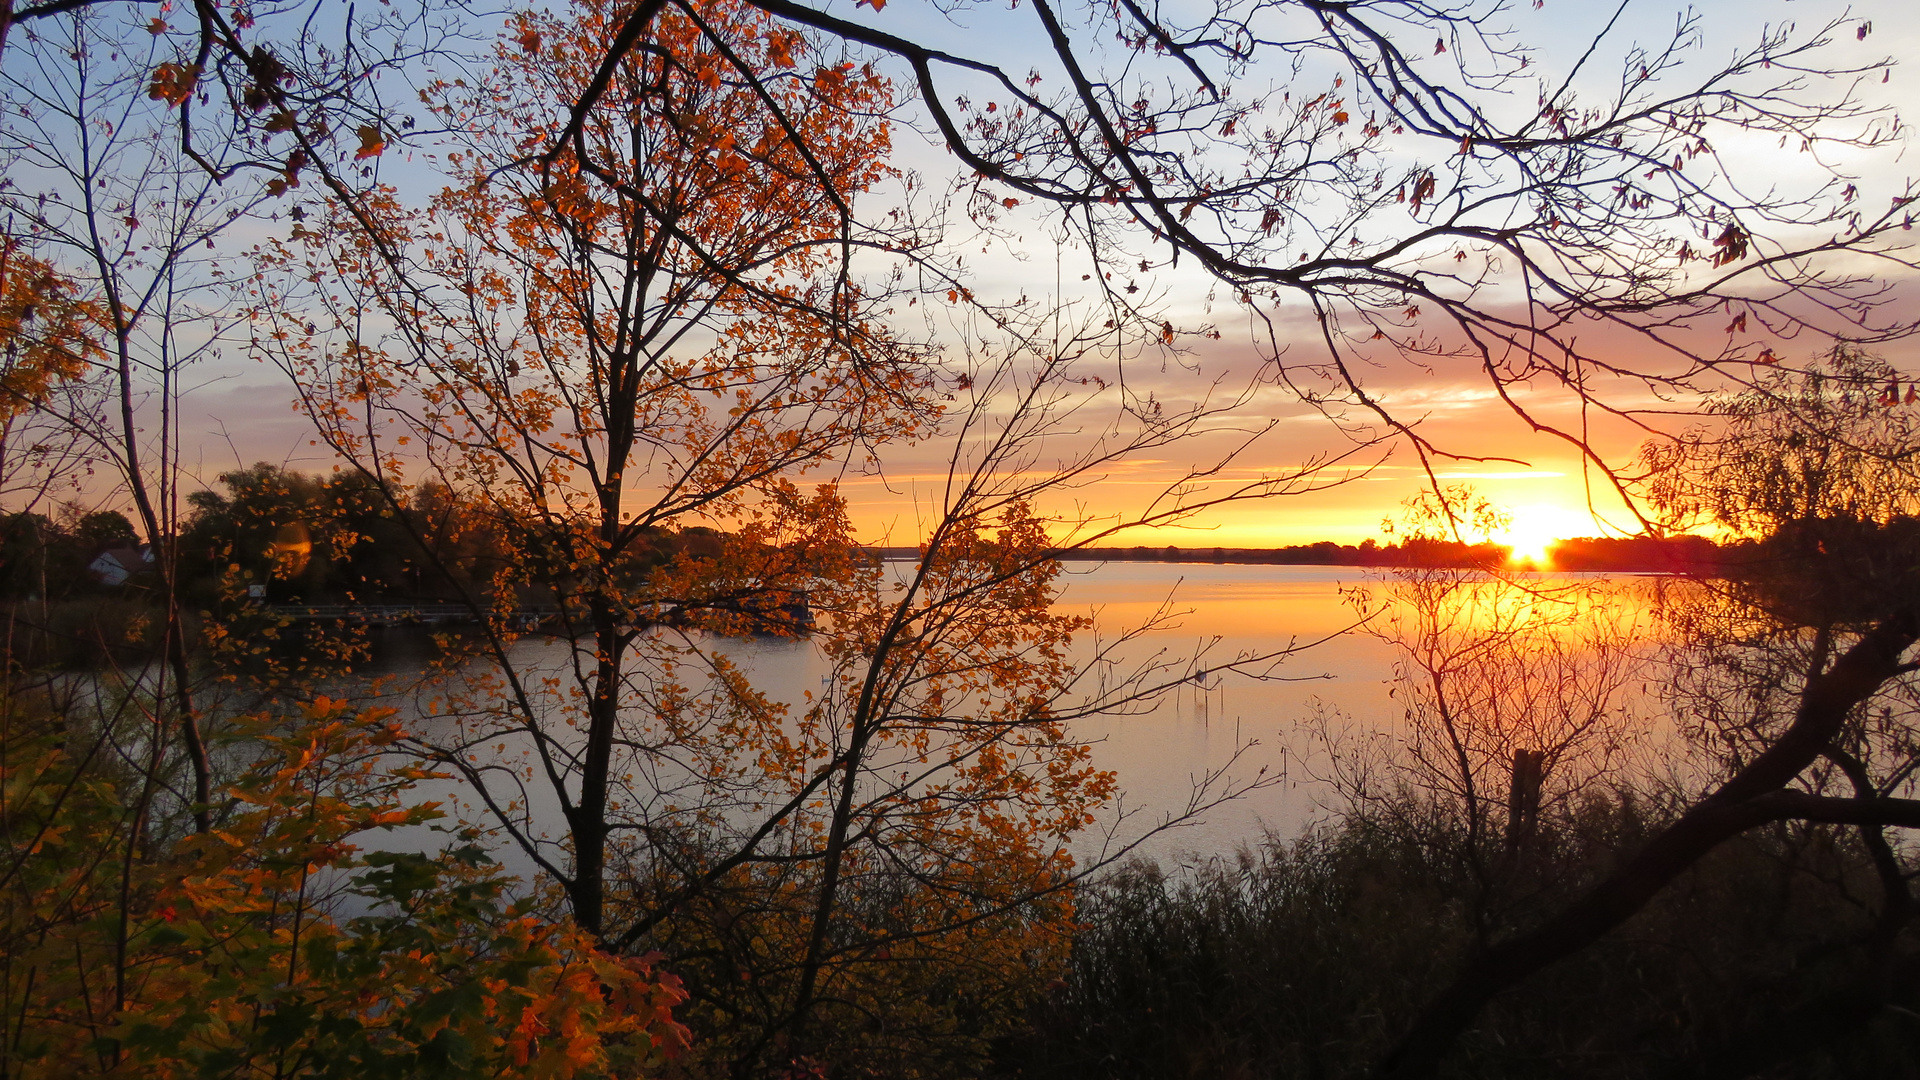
[0,240,102,420]
[1,697,688,1077]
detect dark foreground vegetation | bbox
[1010,802,1918,1080]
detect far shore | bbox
[863,534,1724,574]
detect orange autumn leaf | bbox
[354,125,387,160]
[146,61,199,106]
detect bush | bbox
[0,695,688,1078]
[1005,794,1920,1080]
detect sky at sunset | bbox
[174,0,1920,551]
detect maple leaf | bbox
[147,62,199,107]
[354,125,386,160]
[767,32,797,68]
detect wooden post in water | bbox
[1505,748,1544,849]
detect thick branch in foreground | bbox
[1377,611,1920,1080]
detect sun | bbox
[1496,504,1593,567]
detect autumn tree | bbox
[0,243,100,424]
[0,11,700,1066]
[0,4,306,827]
[253,0,933,937]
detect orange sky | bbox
[840,0,1920,549]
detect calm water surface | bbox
[1049,562,1397,858]
[374,562,1657,877]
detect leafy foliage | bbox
[0,696,686,1078]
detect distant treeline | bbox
[0,463,738,610]
[0,464,800,667]
[1544,534,1725,573]
[1045,538,1507,568]
[867,534,1730,572]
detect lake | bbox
[371,561,1664,880]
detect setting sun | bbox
[1497,504,1595,567]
